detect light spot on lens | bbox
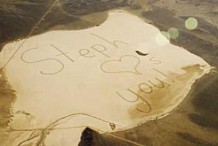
[185,17,198,30]
[168,27,179,39]
[155,31,170,46]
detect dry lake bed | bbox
[0,10,213,146]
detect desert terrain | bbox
[0,0,218,146]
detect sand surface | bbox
[0,10,212,146]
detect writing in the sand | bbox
[19,33,172,114]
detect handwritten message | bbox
[11,33,173,114]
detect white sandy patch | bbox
[0,10,212,145]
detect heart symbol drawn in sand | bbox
[100,55,142,75]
